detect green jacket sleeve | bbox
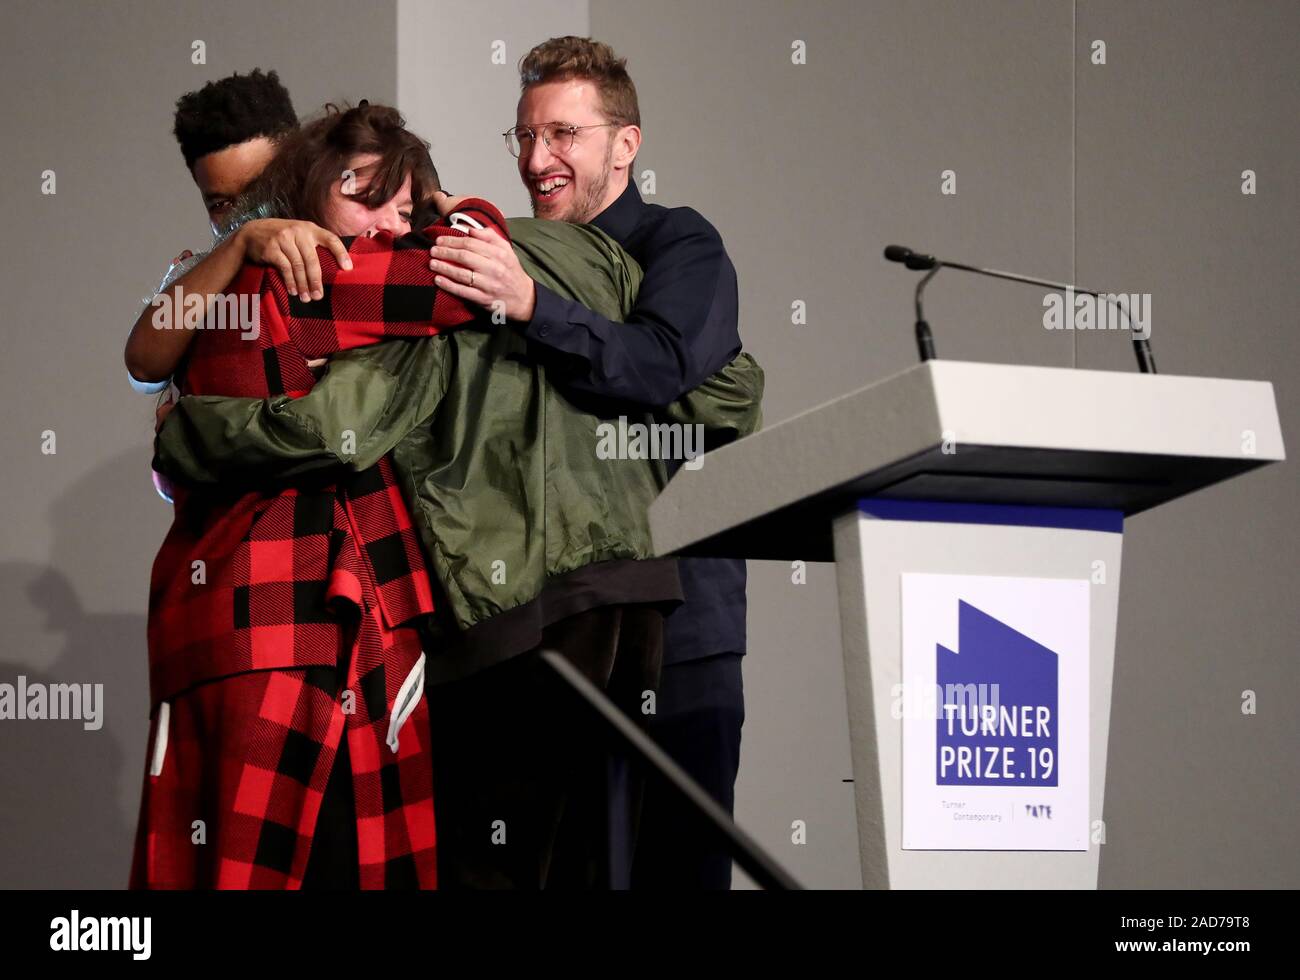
[153,336,450,486]
[660,351,765,445]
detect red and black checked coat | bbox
[147,198,509,705]
[135,198,509,889]
[131,602,437,889]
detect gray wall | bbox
[397,0,588,218]
[1073,0,1299,888]
[1,0,1294,889]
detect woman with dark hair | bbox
[127,103,508,889]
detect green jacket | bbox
[155,217,764,634]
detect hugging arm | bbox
[153,337,449,487]
[521,209,741,407]
[125,220,352,385]
[267,198,511,351]
[125,233,255,385]
[152,198,508,487]
[661,352,765,447]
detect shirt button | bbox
[538,324,551,337]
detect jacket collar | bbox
[591,180,643,243]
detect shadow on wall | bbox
[0,450,159,889]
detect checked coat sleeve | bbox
[277,198,510,357]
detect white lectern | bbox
[649,360,1285,889]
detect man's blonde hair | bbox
[519,36,640,128]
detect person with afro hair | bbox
[172,68,299,234]
[128,70,349,395]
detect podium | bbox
[649,360,1285,889]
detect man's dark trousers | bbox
[631,650,745,890]
[427,605,664,889]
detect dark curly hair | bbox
[236,102,440,228]
[172,69,299,170]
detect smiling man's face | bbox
[514,78,637,224]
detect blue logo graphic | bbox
[936,601,1058,787]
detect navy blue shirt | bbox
[520,182,747,664]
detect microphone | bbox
[884,245,941,363]
[884,244,937,271]
[883,244,1157,374]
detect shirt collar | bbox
[591,180,644,242]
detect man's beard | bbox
[532,139,614,224]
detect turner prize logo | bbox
[936,600,1058,787]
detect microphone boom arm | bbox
[890,247,1157,374]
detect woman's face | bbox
[324,153,414,238]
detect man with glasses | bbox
[429,35,750,890]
